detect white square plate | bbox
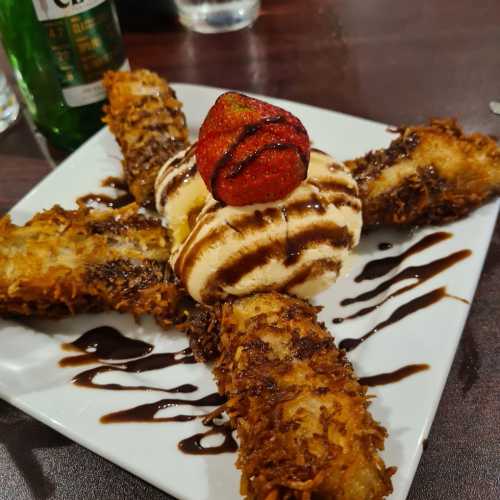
[0,84,498,500]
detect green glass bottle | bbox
[0,0,127,151]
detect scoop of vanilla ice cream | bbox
[155,143,209,247]
[156,147,362,304]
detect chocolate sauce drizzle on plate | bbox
[377,242,393,251]
[60,326,153,365]
[76,192,135,209]
[339,287,450,351]
[99,390,236,455]
[335,231,471,353]
[61,327,196,392]
[178,420,237,455]
[101,392,226,423]
[72,352,196,393]
[101,176,128,191]
[358,364,430,387]
[76,176,134,209]
[355,231,452,282]
[333,231,472,352]
[60,327,236,455]
[333,249,471,324]
[339,249,471,309]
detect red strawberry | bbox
[196,92,310,206]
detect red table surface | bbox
[0,1,499,499]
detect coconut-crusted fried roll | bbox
[103,69,189,207]
[346,118,500,227]
[214,292,394,500]
[0,204,180,324]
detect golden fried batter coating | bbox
[175,298,221,362]
[347,119,500,227]
[215,292,394,500]
[0,204,180,323]
[103,69,189,207]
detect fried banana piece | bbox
[215,292,394,500]
[103,69,189,207]
[0,204,180,322]
[175,297,221,362]
[347,119,500,227]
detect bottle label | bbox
[31,0,127,107]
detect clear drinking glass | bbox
[0,71,19,134]
[174,0,260,34]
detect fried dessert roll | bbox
[174,296,221,362]
[103,69,189,207]
[347,118,500,227]
[0,204,180,322]
[214,292,394,500]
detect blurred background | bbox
[2,1,498,157]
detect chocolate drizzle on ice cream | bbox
[156,148,362,304]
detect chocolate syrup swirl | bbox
[60,326,153,366]
[60,327,196,391]
[209,115,308,200]
[355,231,452,282]
[378,242,393,251]
[284,224,352,267]
[358,364,430,387]
[60,328,236,456]
[339,287,449,351]
[76,175,134,209]
[206,223,351,298]
[308,178,358,198]
[101,392,226,423]
[101,389,236,455]
[76,192,135,209]
[286,194,326,215]
[164,163,198,199]
[71,350,196,392]
[171,144,197,169]
[340,250,471,308]
[156,144,197,191]
[178,420,237,455]
[101,176,128,191]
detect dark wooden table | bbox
[1,1,499,499]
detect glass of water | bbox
[0,71,19,134]
[174,0,260,34]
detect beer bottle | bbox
[0,0,128,151]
